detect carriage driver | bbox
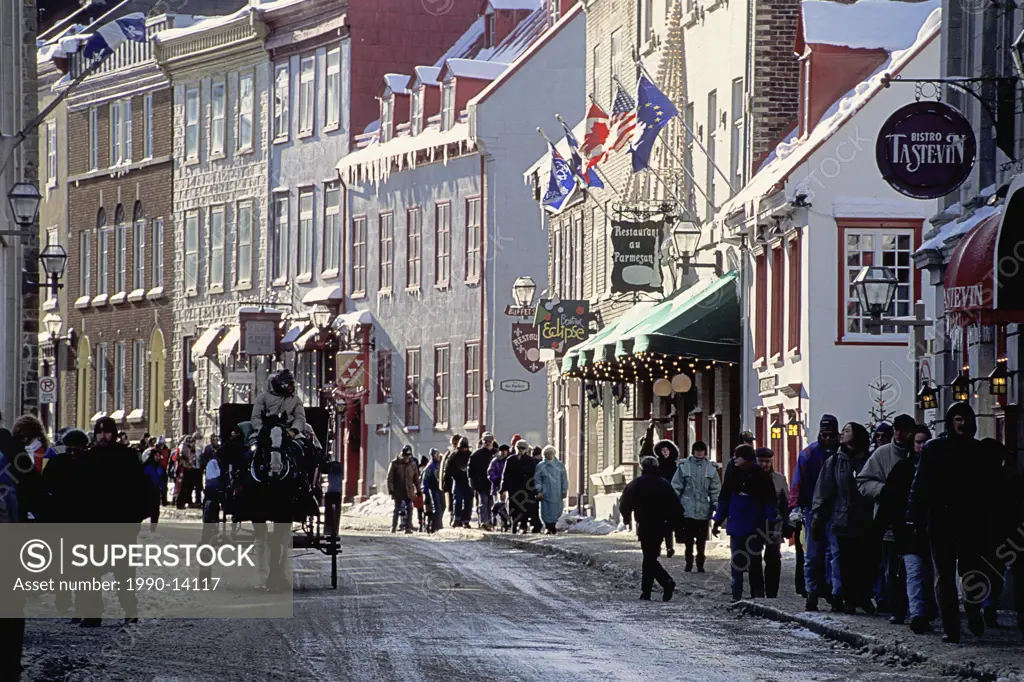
[251,369,307,437]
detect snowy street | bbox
[23,529,946,682]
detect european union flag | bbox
[630,75,679,173]
[542,142,577,214]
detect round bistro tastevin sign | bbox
[876,101,976,200]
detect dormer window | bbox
[486,12,496,48]
[550,0,561,23]
[411,89,423,135]
[381,95,393,143]
[441,80,455,131]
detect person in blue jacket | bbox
[713,444,778,602]
[421,448,445,533]
[789,413,840,611]
[535,446,569,534]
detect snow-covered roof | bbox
[382,73,410,96]
[337,120,475,186]
[486,0,543,10]
[412,65,441,88]
[434,16,485,66]
[443,58,509,81]
[801,0,940,52]
[917,204,1000,253]
[155,6,251,42]
[719,5,941,223]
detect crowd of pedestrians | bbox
[386,432,568,536]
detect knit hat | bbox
[874,422,894,435]
[819,414,839,432]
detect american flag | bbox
[608,84,638,154]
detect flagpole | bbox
[630,63,735,196]
[556,113,624,198]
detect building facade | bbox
[334,0,584,496]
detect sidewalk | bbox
[339,501,1022,681]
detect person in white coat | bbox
[535,446,569,534]
[251,369,307,435]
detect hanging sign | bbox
[876,101,976,200]
[610,219,663,293]
[511,323,544,373]
[534,299,590,354]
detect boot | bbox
[639,592,651,601]
[909,616,933,634]
[830,596,846,613]
[805,594,819,612]
[663,581,676,602]
[684,559,693,573]
[666,547,675,559]
[966,607,984,636]
[984,606,999,629]
[860,599,876,615]
[941,632,961,644]
[79,619,102,628]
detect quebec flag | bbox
[82,13,147,62]
[542,142,577,214]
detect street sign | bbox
[225,371,255,385]
[499,379,530,393]
[504,305,537,318]
[39,376,56,404]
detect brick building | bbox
[60,15,191,438]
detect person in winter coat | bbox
[422,448,445,533]
[439,433,462,524]
[250,369,307,435]
[789,414,840,611]
[535,446,569,533]
[756,448,790,599]
[175,435,198,509]
[43,429,90,524]
[873,422,894,451]
[671,440,721,571]
[876,424,936,634]
[908,402,1007,643]
[0,430,26,680]
[811,421,874,614]
[648,426,680,556]
[11,415,55,520]
[442,437,473,527]
[142,448,167,531]
[387,445,421,533]
[713,445,778,601]
[488,444,510,529]
[501,440,539,533]
[856,413,917,619]
[620,455,685,601]
[469,432,498,530]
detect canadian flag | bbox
[580,103,610,170]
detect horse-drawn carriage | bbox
[216,403,342,589]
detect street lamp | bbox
[512,276,536,308]
[988,359,1009,396]
[311,305,333,329]
[951,368,971,403]
[672,221,722,276]
[786,412,801,437]
[44,313,63,338]
[918,382,938,410]
[38,241,68,297]
[7,181,42,227]
[770,420,783,440]
[853,266,898,333]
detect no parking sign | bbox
[39,376,56,404]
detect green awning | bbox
[572,300,658,368]
[561,352,579,374]
[622,271,741,363]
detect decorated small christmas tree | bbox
[867,362,896,432]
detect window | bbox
[464,342,480,425]
[433,345,450,429]
[435,202,451,286]
[133,340,145,410]
[274,63,289,140]
[486,12,496,47]
[640,0,654,44]
[133,202,145,291]
[706,90,717,219]
[411,89,423,135]
[591,206,603,297]
[844,230,914,336]
[236,200,253,285]
[441,81,455,131]
[406,207,421,289]
[143,93,153,158]
[272,195,289,281]
[325,47,341,129]
[79,231,91,296]
[788,234,802,354]
[754,252,766,362]
[115,208,127,293]
[109,100,122,167]
[379,212,394,291]
[46,121,57,186]
[114,343,125,411]
[298,189,314,277]
[185,88,200,159]
[89,107,98,170]
[185,210,199,293]
[210,205,226,288]
[98,227,110,296]
[730,78,744,191]
[770,246,784,358]
[550,0,561,22]
[610,29,621,102]
[152,218,164,288]
[299,56,315,134]
[591,46,601,107]
[380,96,393,142]
[96,344,108,413]
[211,80,226,155]
[238,73,254,151]
[351,215,367,295]
[465,197,481,282]
[322,184,340,273]
[405,348,421,428]
[124,99,132,162]
[376,350,392,403]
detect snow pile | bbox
[555,512,617,535]
[443,58,509,81]
[720,5,942,221]
[917,203,1000,252]
[345,493,394,517]
[801,0,940,52]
